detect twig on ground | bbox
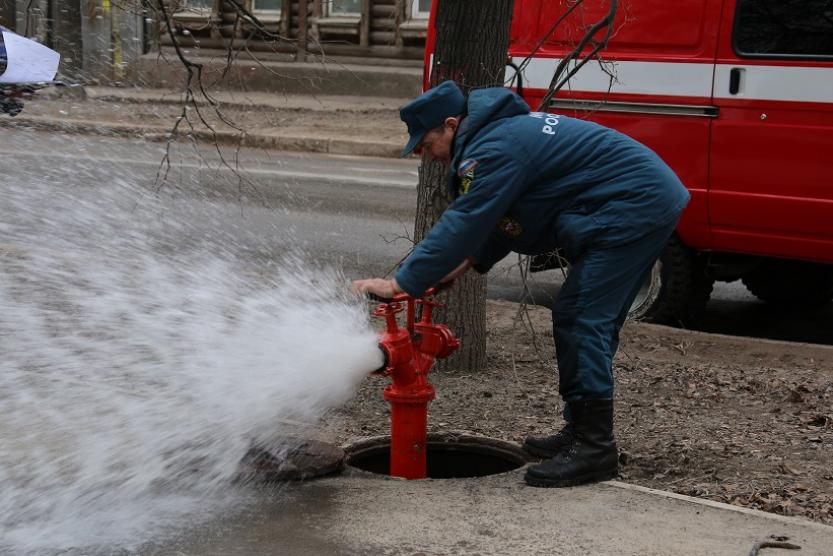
[748,539,801,556]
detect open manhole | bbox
[345,433,529,479]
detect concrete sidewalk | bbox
[158,466,833,555]
[0,86,410,158]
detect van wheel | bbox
[741,261,833,305]
[628,236,714,327]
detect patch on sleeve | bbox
[457,159,478,195]
[458,158,478,178]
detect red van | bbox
[424,0,833,325]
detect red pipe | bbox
[373,288,460,479]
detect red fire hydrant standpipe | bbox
[372,286,460,479]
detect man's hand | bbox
[352,278,403,299]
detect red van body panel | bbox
[709,0,833,263]
[424,0,833,265]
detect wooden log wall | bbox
[162,0,425,59]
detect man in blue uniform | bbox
[353,81,689,487]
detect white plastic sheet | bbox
[0,28,60,84]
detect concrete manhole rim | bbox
[343,432,532,480]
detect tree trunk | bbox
[81,0,114,83]
[414,0,515,372]
[16,0,49,41]
[0,0,16,32]
[52,0,84,79]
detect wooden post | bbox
[309,0,321,44]
[281,0,291,37]
[359,0,370,47]
[211,0,223,40]
[393,0,403,48]
[297,0,308,62]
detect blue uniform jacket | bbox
[394,87,690,297]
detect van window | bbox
[735,0,833,58]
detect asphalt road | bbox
[1,130,830,346]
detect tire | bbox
[741,260,833,306]
[628,236,714,327]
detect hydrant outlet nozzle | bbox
[372,346,389,375]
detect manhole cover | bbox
[345,433,529,479]
[240,438,345,481]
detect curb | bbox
[83,88,409,113]
[607,480,833,532]
[0,116,402,158]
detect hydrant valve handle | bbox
[368,281,451,305]
[417,299,442,323]
[373,301,405,333]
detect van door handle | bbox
[729,67,742,95]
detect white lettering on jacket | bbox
[529,112,561,135]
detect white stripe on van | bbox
[512,57,714,98]
[713,64,833,104]
[512,57,833,104]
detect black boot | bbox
[522,423,575,459]
[524,399,618,488]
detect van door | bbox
[710,0,833,263]
[510,0,723,250]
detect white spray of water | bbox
[0,155,383,554]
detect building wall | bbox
[164,0,428,60]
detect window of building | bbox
[734,0,833,58]
[411,0,431,19]
[327,0,362,16]
[252,0,281,14]
[178,0,214,12]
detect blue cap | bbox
[399,80,466,157]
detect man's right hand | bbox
[352,278,403,300]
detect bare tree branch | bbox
[538,0,618,111]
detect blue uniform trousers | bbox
[553,217,680,408]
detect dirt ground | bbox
[328,299,833,525]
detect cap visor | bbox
[400,132,424,158]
